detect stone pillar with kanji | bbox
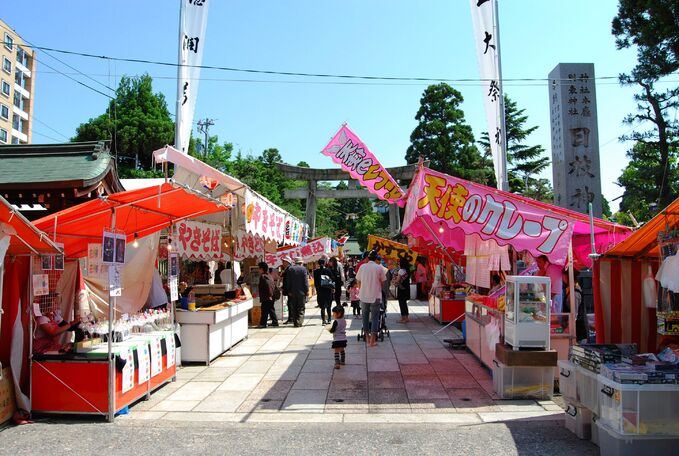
[548,63,602,218]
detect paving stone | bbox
[236,399,284,413]
[281,389,328,412]
[437,373,481,389]
[193,367,237,382]
[211,355,249,368]
[193,390,250,413]
[166,381,220,401]
[367,357,400,372]
[368,372,404,389]
[331,364,367,381]
[429,359,464,374]
[301,358,336,373]
[217,373,265,391]
[400,363,436,376]
[328,380,368,392]
[369,388,410,406]
[291,372,332,390]
[327,388,368,404]
[447,387,492,401]
[151,400,200,412]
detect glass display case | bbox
[504,275,551,350]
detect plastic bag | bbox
[643,264,657,309]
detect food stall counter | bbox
[175,298,254,365]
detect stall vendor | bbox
[535,255,563,313]
[33,293,80,354]
[488,274,504,295]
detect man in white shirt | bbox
[356,250,386,347]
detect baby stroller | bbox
[357,300,391,342]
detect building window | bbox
[2,57,10,74]
[13,92,21,108]
[1,80,9,97]
[12,113,20,130]
[0,128,8,144]
[0,103,8,120]
[4,33,13,51]
[16,47,27,67]
[11,136,19,144]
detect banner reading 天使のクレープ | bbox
[402,167,574,265]
[321,125,405,206]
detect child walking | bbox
[349,279,361,319]
[328,305,347,369]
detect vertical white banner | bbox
[175,0,210,153]
[470,0,507,191]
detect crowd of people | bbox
[254,250,418,366]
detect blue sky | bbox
[2,1,650,212]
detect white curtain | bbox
[83,233,160,319]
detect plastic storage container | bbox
[564,401,592,439]
[591,414,599,446]
[597,421,679,456]
[576,364,600,414]
[598,374,679,436]
[492,360,554,400]
[558,360,577,402]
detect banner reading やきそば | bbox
[321,125,405,205]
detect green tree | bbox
[73,74,175,176]
[478,95,551,199]
[406,83,495,185]
[612,1,679,217]
[354,211,390,250]
[617,141,679,222]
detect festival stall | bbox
[28,182,229,421]
[152,147,307,361]
[401,165,630,396]
[557,198,679,449]
[1,195,62,424]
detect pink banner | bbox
[233,232,266,261]
[321,125,405,205]
[403,167,575,265]
[265,237,333,268]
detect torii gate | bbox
[276,163,422,238]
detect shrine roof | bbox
[0,141,123,190]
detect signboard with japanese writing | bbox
[402,167,575,265]
[367,235,418,264]
[233,231,266,261]
[320,125,405,205]
[549,63,602,217]
[265,237,334,268]
[245,189,303,244]
[173,220,222,261]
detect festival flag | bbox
[469,0,508,191]
[175,0,210,153]
[321,125,405,206]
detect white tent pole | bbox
[107,209,116,422]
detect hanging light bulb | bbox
[438,222,444,234]
[167,238,173,251]
[132,233,139,248]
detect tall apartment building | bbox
[0,19,35,145]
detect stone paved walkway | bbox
[126,299,564,423]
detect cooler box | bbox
[564,401,592,439]
[558,360,577,402]
[597,421,679,456]
[598,374,679,436]
[492,360,554,400]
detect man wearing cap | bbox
[356,250,386,347]
[284,257,309,327]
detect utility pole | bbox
[197,118,215,157]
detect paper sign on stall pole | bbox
[108,266,122,297]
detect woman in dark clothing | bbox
[313,258,336,325]
[396,258,412,323]
[329,257,344,307]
